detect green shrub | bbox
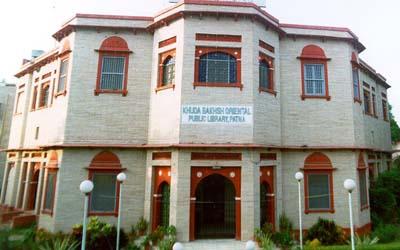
[279,213,293,233]
[72,217,128,250]
[372,224,400,243]
[306,218,344,245]
[135,216,149,236]
[38,236,79,250]
[259,233,275,250]
[272,231,293,250]
[352,233,379,246]
[370,168,400,225]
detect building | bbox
[0,82,15,192]
[0,0,392,242]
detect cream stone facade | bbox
[0,0,392,242]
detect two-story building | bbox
[0,0,392,242]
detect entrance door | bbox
[27,169,39,210]
[260,166,275,229]
[195,174,236,239]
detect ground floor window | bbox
[88,151,123,216]
[42,169,57,213]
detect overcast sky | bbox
[1,0,399,122]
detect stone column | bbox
[22,162,33,210]
[15,162,27,209]
[169,150,191,242]
[241,149,260,241]
[34,163,45,214]
[9,158,22,208]
[143,151,153,223]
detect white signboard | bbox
[181,105,253,125]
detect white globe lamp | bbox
[295,172,304,181]
[172,242,184,250]
[117,172,127,182]
[79,180,93,194]
[344,179,356,193]
[245,240,256,250]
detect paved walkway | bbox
[181,239,260,250]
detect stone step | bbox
[1,210,24,223]
[11,214,37,228]
[181,239,262,250]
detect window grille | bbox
[304,64,325,95]
[199,52,237,83]
[100,56,125,90]
[162,57,175,86]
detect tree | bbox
[389,104,400,143]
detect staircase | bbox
[0,206,37,228]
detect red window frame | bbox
[39,82,50,108]
[87,151,125,217]
[95,36,132,96]
[259,52,276,96]
[382,99,388,121]
[363,89,372,116]
[357,153,369,210]
[298,45,331,101]
[156,48,176,93]
[31,86,38,111]
[194,46,242,89]
[302,152,335,214]
[55,56,69,97]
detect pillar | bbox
[22,162,33,210]
[0,162,10,204]
[241,150,260,240]
[169,150,191,242]
[34,164,45,214]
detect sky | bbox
[0,0,399,122]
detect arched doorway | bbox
[195,174,236,239]
[260,166,275,229]
[260,181,273,228]
[158,182,170,227]
[27,168,40,210]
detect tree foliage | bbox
[389,104,400,143]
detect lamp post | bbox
[344,179,356,250]
[295,172,304,250]
[116,172,127,250]
[79,180,94,250]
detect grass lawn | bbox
[304,241,400,250]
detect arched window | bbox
[194,47,242,89]
[39,83,50,108]
[162,56,175,86]
[88,151,125,215]
[259,52,275,94]
[303,152,335,213]
[95,36,131,96]
[299,45,330,100]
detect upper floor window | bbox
[57,58,69,94]
[382,99,388,121]
[162,57,175,85]
[31,86,38,110]
[39,83,50,108]
[15,90,25,114]
[194,47,242,89]
[95,36,131,96]
[372,92,377,117]
[157,49,176,92]
[298,45,330,100]
[303,152,335,213]
[259,52,275,95]
[363,89,371,115]
[352,69,360,101]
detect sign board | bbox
[181,105,253,125]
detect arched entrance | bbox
[27,168,40,210]
[151,166,171,231]
[195,174,236,239]
[158,182,170,227]
[260,166,275,229]
[190,167,241,240]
